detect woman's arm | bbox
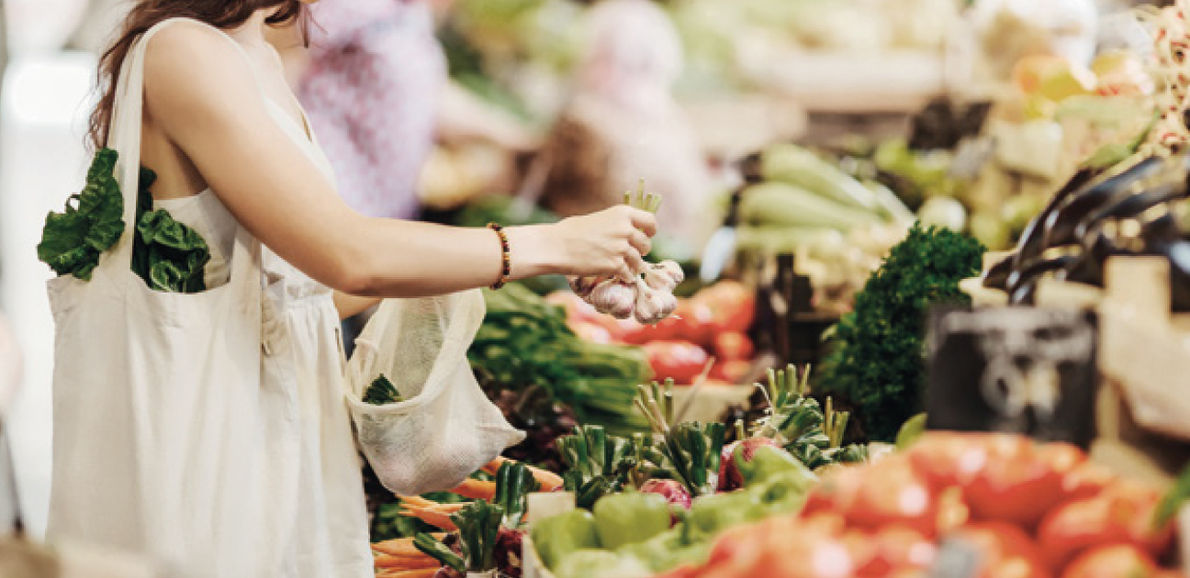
[333,293,380,320]
[143,24,654,298]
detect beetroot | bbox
[495,527,525,578]
[640,478,693,511]
[718,437,782,491]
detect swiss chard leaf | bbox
[363,374,403,405]
[37,149,124,280]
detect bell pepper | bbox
[552,549,651,578]
[531,509,601,570]
[592,492,672,550]
[734,443,813,487]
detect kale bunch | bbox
[819,223,984,441]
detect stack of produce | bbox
[655,432,1185,578]
[469,283,652,468]
[733,143,915,315]
[372,456,564,578]
[548,280,755,385]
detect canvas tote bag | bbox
[46,19,275,577]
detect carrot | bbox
[481,456,564,492]
[399,503,466,531]
[397,495,437,509]
[375,569,439,578]
[373,553,438,569]
[371,536,445,558]
[448,478,497,501]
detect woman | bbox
[46,1,654,576]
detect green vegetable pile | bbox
[531,445,816,578]
[749,365,867,470]
[470,283,652,434]
[37,148,210,293]
[819,223,984,441]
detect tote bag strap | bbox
[96,18,263,308]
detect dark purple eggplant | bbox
[1014,167,1098,266]
[1007,255,1079,304]
[1074,182,1186,240]
[982,253,1015,289]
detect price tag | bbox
[925,306,1098,448]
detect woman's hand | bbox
[506,205,657,281]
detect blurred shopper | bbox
[538,0,713,246]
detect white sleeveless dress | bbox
[146,30,372,578]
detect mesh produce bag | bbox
[344,290,524,495]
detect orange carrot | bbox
[398,503,466,531]
[448,478,497,501]
[373,553,438,569]
[481,456,564,492]
[371,536,445,558]
[397,495,436,509]
[376,569,439,578]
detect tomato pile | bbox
[657,433,1183,578]
[549,280,757,384]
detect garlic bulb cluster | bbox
[569,259,684,325]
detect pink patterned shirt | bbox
[299,0,445,219]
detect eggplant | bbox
[1167,241,1190,311]
[1007,255,1079,305]
[1074,182,1186,240]
[1015,167,1097,266]
[982,253,1015,290]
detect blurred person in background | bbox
[537,0,713,249]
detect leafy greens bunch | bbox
[819,223,984,441]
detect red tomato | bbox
[843,456,939,536]
[696,280,756,334]
[1059,544,1157,578]
[964,435,1070,528]
[908,432,993,489]
[643,340,710,384]
[1060,460,1116,502]
[850,525,937,577]
[713,331,754,361]
[709,359,751,384]
[1037,481,1174,570]
[947,522,1051,578]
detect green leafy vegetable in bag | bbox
[363,374,403,405]
[37,148,212,293]
[130,166,210,293]
[37,148,125,280]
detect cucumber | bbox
[761,144,883,212]
[739,182,883,230]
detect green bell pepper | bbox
[592,492,671,550]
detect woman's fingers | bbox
[629,229,652,257]
[626,207,658,237]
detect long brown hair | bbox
[87,0,306,149]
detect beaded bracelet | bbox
[487,222,511,290]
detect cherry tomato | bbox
[713,331,754,361]
[849,525,937,577]
[1060,460,1116,503]
[907,432,992,489]
[1059,544,1157,578]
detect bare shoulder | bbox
[143,20,257,110]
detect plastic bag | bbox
[344,290,524,496]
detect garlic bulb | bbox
[568,275,599,298]
[588,279,636,319]
[643,260,684,291]
[634,284,678,325]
